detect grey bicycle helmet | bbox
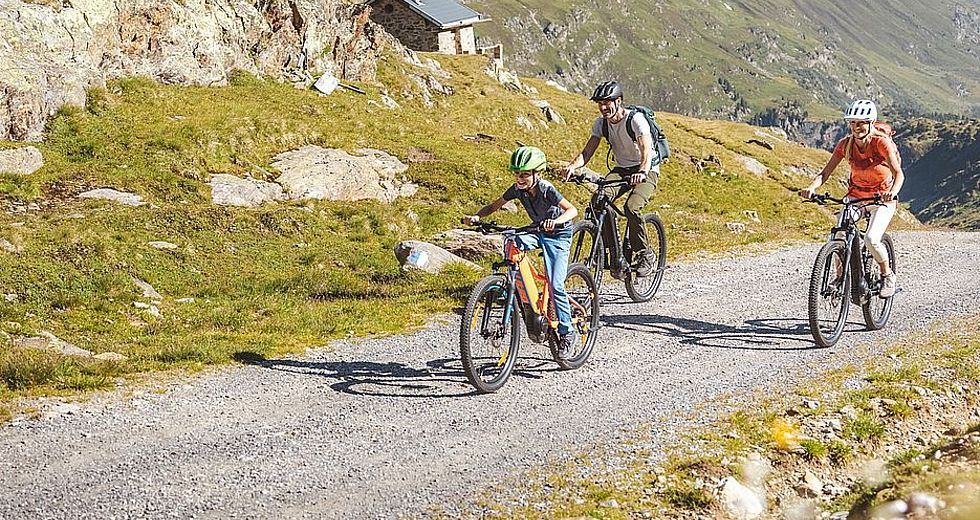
[590,81,623,101]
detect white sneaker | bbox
[880,273,897,298]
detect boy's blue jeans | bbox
[512,227,573,335]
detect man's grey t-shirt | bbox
[591,113,659,172]
[502,179,569,229]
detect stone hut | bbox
[367,0,490,55]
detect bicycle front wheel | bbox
[460,275,521,393]
[549,263,600,370]
[808,240,850,347]
[570,220,604,291]
[862,233,896,330]
[625,213,667,302]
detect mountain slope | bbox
[897,118,980,229]
[470,0,980,120]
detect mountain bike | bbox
[459,222,600,393]
[805,193,896,347]
[567,173,667,302]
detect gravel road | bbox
[1,230,978,519]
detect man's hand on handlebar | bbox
[630,171,647,186]
[461,215,480,226]
[799,187,817,200]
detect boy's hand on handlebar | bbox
[461,215,480,226]
[541,219,556,232]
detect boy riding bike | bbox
[461,146,580,357]
[799,99,906,298]
[562,80,660,277]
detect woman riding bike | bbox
[799,99,906,298]
[461,146,579,358]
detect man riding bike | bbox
[563,80,660,277]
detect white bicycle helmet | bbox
[843,99,877,122]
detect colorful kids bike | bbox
[459,222,600,393]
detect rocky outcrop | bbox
[209,174,287,207]
[272,146,417,203]
[394,240,480,274]
[78,188,145,206]
[0,0,400,141]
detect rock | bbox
[209,174,286,207]
[78,188,145,206]
[273,146,416,203]
[598,498,619,508]
[727,222,746,234]
[134,302,161,317]
[431,229,504,259]
[0,238,21,254]
[736,155,768,176]
[175,298,196,304]
[93,352,128,362]
[720,477,765,519]
[545,79,568,92]
[3,293,16,302]
[0,146,44,174]
[147,241,178,250]
[542,106,565,124]
[132,277,163,300]
[516,115,535,130]
[13,331,93,358]
[380,94,400,109]
[908,492,944,515]
[839,405,859,418]
[0,0,404,141]
[799,471,823,498]
[802,397,820,409]
[393,241,480,274]
[870,499,908,519]
[742,210,761,223]
[747,138,774,150]
[406,210,419,224]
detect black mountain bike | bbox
[568,174,667,302]
[805,193,896,347]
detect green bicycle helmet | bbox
[509,146,547,172]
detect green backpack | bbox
[601,105,671,168]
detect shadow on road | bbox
[233,352,559,398]
[599,314,868,351]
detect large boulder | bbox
[0,0,402,141]
[210,174,286,207]
[273,146,417,203]
[394,241,480,274]
[0,146,43,174]
[431,229,504,260]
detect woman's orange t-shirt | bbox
[832,135,898,199]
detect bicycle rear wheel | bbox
[862,233,896,330]
[570,220,604,291]
[459,275,521,393]
[548,263,600,370]
[625,213,667,302]
[808,240,850,347]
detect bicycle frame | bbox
[487,228,590,343]
[821,195,886,304]
[579,179,632,274]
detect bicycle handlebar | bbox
[804,192,896,206]
[469,221,541,235]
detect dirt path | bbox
[1,231,978,519]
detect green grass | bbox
[0,53,892,407]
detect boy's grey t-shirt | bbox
[502,179,569,229]
[591,113,658,171]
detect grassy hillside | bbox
[469,0,980,120]
[0,53,917,411]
